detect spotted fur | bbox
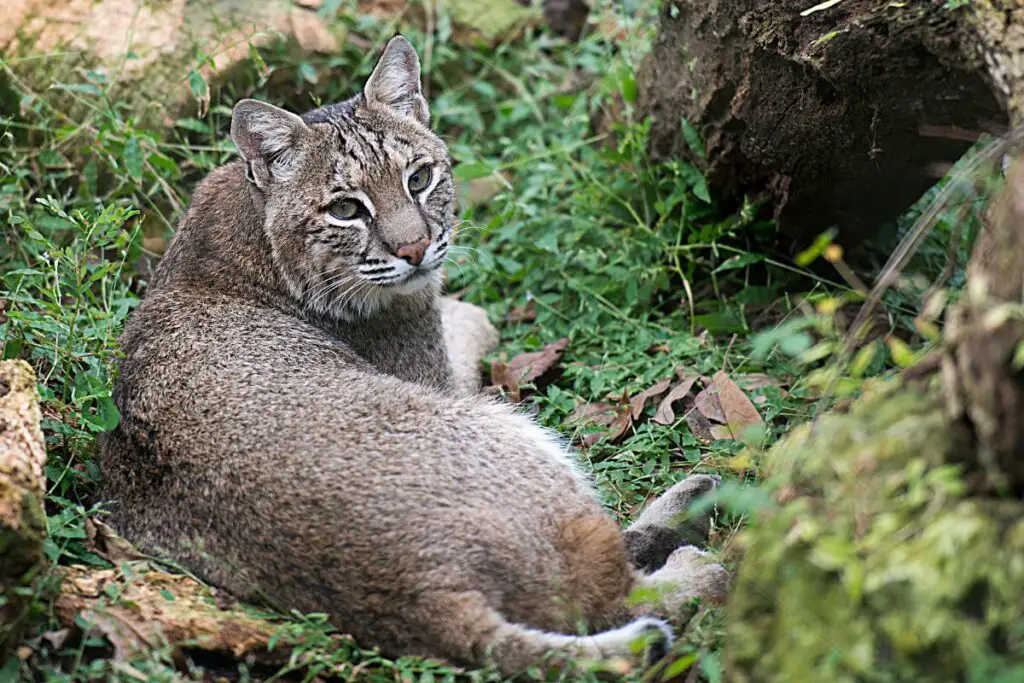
[100,36,729,677]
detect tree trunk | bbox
[0,360,48,658]
[638,0,1023,254]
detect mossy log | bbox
[0,360,48,657]
[724,159,1024,680]
[638,0,1024,254]
[725,385,1024,681]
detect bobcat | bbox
[100,35,729,676]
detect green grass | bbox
[0,1,965,680]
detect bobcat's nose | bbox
[396,238,430,266]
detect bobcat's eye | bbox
[408,166,432,193]
[329,199,364,220]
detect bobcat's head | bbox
[230,36,454,319]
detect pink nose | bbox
[396,238,430,266]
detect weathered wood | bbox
[942,156,1024,492]
[638,0,1022,254]
[0,360,48,657]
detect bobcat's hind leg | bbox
[623,474,720,572]
[437,296,499,398]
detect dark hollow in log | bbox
[638,0,1013,255]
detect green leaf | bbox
[751,316,816,359]
[453,162,495,181]
[495,255,523,275]
[795,229,838,267]
[123,136,144,181]
[689,481,774,516]
[535,231,559,254]
[54,83,102,96]
[553,94,577,110]
[693,176,711,203]
[82,158,98,196]
[694,311,745,334]
[886,336,916,368]
[298,61,319,85]
[1013,341,1024,371]
[0,653,19,680]
[175,118,210,134]
[780,332,813,357]
[188,70,208,100]
[713,252,764,273]
[680,118,706,160]
[148,150,180,177]
[850,342,878,378]
[620,73,638,103]
[661,653,697,680]
[700,651,723,683]
[810,536,856,570]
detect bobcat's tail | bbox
[474,612,674,675]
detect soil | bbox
[638,0,1008,258]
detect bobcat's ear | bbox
[231,99,309,189]
[363,35,429,125]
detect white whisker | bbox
[335,278,374,313]
[308,273,359,311]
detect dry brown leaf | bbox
[629,378,672,420]
[289,8,341,53]
[653,375,699,425]
[87,517,149,565]
[605,394,634,443]
[505,300,537,323]
[40,628,71,650]
[709,424,734,440]
[683,401,716,444]
[506,337,569,383]
[571,394,632,447]
[568,402,618,426]
[693,384,727,423]
[489,361,521,403]
[712,370,765,439]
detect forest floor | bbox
[0,1,978,680]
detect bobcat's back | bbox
[99,36,720,676]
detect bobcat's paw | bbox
[631,546,730,623]
[623,474,721,572]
